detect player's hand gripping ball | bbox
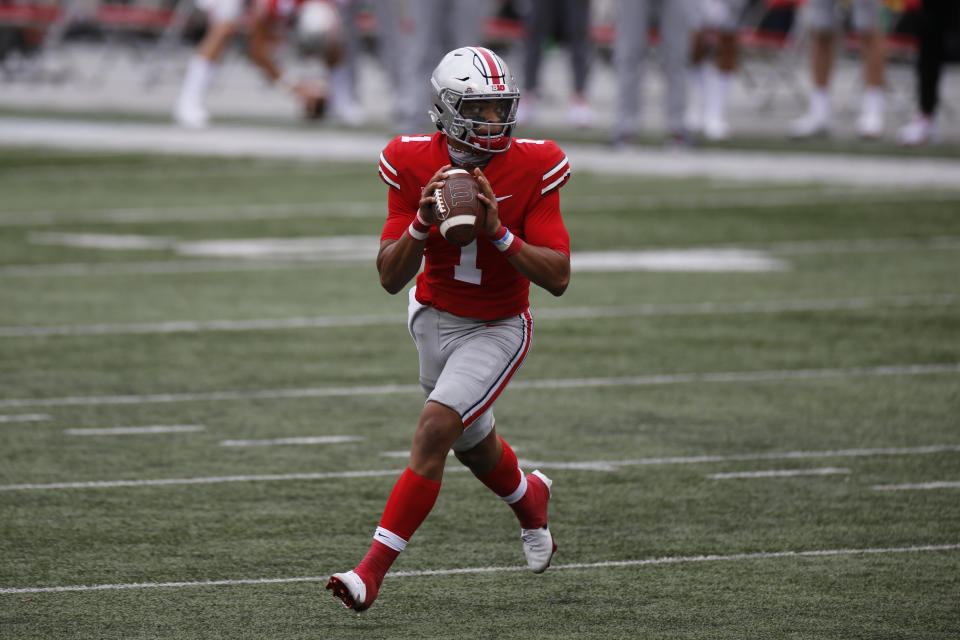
[433,169,485,247]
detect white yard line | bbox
[4,189,957,228]
[64,425,206,436]
[0,413,50,423]
[1,544,956,595]
[1,444,956,492]
[0,202,383,227]
[706,467,852,479]
[0,295,955,338]
[0,467,419,491]
[873,481,960,491]
[0,260,333,278]
[4,235,959,279]
[219,436,363,446]
[525,444,960,472]
[1,363,957,409]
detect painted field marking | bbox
[4,234,960,278]
[219,436,363,447]
[706,467,851,479]
[4,294,955,338]
[0,467,418,491]
[64,425,206,436]
[1,363,957,409]
[1,544,956,595]
[0,202,384,227]
[1,445,955,492]
[0,413,50,423]
[523,444,960,472]
[11,186,953,227]
[0,260,333,278]
[873,481,960,491]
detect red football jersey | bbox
[379,132,571,320]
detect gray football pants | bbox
[613,0,696,137]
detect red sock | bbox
[355,467,441,589]
[476,437,544,529]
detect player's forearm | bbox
[508,245,570,297]
[377,237,423,294]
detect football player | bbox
[790,0,886,139]
[687,0,748,140]
[174,0,349,128]
[326,46,572,613]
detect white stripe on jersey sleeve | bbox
[541,167,571,195]
[378,167,401,190]
[379,152,397,176]
[542,155,569,181]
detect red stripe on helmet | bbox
[475,47,502,84]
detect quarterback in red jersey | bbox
[327,46,571,613]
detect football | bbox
[433,168,485,247]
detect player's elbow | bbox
[547,276,569,297]
[546,264,570,297]
[379,272,404,295]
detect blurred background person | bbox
[790,0,886,139]
[516,0,595,129]
[174,0,355,128]
[612,0,696,147]
[394,0,491,134]
[686,0,747,140]
[899,0,959,145]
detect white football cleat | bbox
[790,110,831,139]
[703,115,731,141]
[567,98,595,129]
[857,107,884,139]
[174,101,209,129]
[899,115,936,146]
[326,570,370,612]
[520,470,557,573]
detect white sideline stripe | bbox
[873,481,960,491]
[522,445,960,472]
[2,190,956,228]
[1,544,956,595]
[0,467,427,491]
[1,363,957,409]
[707,467,851,479]
[219,436,363,447]
[4,234,960,277]
[1,294,955,337]
[0,313,407,337]
[1,445,955,493]
[65,425,205,436]
[0,202,384,226]
[381,450,455,458]
[0,413,50,423]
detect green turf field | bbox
[1,147,958,639]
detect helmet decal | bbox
[467,46,503,86]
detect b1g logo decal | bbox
[490,84,506,91]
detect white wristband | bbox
[407,221,429,241]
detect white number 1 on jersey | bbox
[454,240,482,284]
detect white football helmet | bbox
[295,0,341,56]
[429,47,520,154]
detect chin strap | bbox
[447,142,492,169]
